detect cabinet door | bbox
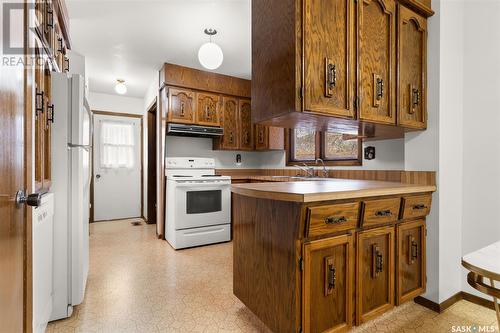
[397,5,427,129]
[34,44,45,191]
[357,0,396,124]
[43,62,53,188]
[356,226,395,325]
[220,97,239,150]
[254,124,268,150]
[396,220,426,304]
[303,0,355,119]
[303,234,354,333]
[196,92,221,126]
[167,88,195,124]
[238,99,254,150]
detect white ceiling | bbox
[66,0,251,98]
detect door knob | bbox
[15,190,42,207]
[96,174,101,179]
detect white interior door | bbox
[93,114,141,221]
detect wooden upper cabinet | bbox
[219,97,239,150]
[254,124,268,151]
[303,0,355,118]
[357,0,397,125]
[196,92,221,126]
[168,88,195,124]
[356,226,395,325]
[397,5,427,129]
[255,125,285,151]
[302,234,354,333]
[396,219,426,304]
[238,99,254,150]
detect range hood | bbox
[167,123,224,138]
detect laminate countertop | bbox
[231,178,437,203]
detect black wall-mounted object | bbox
[236,154,242,165]
[364,146,376,160]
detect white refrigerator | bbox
[50,72,91,321]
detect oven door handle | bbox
[173,182,231,188]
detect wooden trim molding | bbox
[415,291,497,313]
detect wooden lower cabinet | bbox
[356,226,395,325]
[302,234,354,333]
[396,219,426,304]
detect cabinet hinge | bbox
[299,86,304,100]
[298,257,304,271]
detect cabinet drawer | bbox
[307,203,360,238]
[401,194,432,220]
[362,198,401,227]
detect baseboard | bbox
[462,292,496,311]
[415,291,496,313]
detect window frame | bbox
[285,129,362,166]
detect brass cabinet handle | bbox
[205,105,210,119]
[412,204,427,210]
[244,132,249,144]
[64,57,70,72]
[412,88,420,109]
[46,8,54,29]
[325,58,337,97]
[375,210,392,217]
[46,104,54,125]
[372,244,383,277]
[258,130,264,144]
[180,102,185,116]
[229,131,233,144]
[35,89,44,116]
[376,78,384,101]
[411,239,418,263]
[57,37,64,53]
[324,216,347,225]
[325,257,336,296]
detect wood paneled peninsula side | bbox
[232,179,436,333]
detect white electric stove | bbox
[165,158,231,249]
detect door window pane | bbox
[293,129,316,161]
[324,133,358,160]
[100,121,135,169]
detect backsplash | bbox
[165,136,405,170]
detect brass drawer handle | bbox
[328,264,336,289]
[412,88,420,108]
[375,210,392,217]
[46,104,54,125]
[412,204,427,210]
[324,216,347,225]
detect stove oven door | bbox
[173,181,231,230]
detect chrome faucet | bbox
[295,163,314,178]
[315,158,329,178]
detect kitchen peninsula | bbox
[232,179,436,333]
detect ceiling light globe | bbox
[115,81,127,95]
[198,42,223,70]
